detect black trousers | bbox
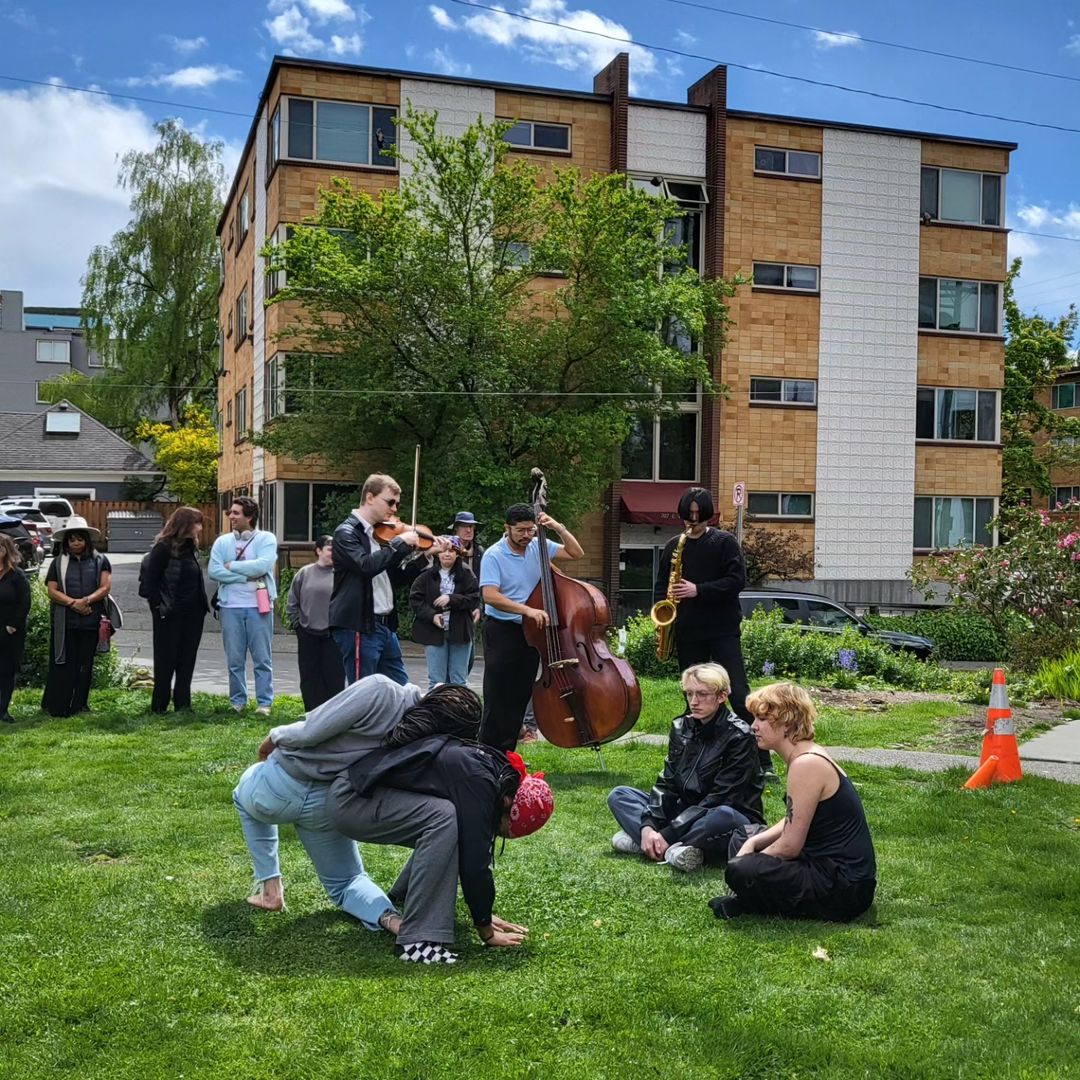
[480,618,538,750]
[151,608,205,713]
[297,627,345,711]
[41,629,98,717]
[0,629,26,716]
[723,826,876,922]
[677,633,772,770]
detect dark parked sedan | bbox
[0,514,37,573]
[739,590,934,660]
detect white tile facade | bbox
[398,80,495,181]
[815,128,921,580]
[627,105,706,178]
[251,103,268,491]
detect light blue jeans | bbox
[232,756,393,930]
[423,639,472,688]
[220,606,274,708]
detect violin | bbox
[372,518,439,549]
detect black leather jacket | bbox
[644,709,765,842]
[329,513,412,634]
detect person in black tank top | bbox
[710,682,876,922]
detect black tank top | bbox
[791,752,876,882]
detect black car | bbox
[0,514,37,573]
[739,590,934,660]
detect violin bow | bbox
[410,444,420,530]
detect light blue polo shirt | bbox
[479,536,562,621]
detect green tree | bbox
[45,120,225,430]
[259,108,740,530]
[136,405,218,505]
[1002,259,1079,502]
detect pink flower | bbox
[1073,552,1080,562]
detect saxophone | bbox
[650,526,691,661]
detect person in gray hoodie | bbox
[232,674,423,928]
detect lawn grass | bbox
[1,689,1079,1079]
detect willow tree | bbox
[260,108,740,529]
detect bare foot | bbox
[247,878,284,911]
[378,910,402,936]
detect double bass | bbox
[522,469,641,752]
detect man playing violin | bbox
[478,502,583,749]
[330,473,450,686]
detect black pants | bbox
[297,627,345,711]
[723,826,876,922]
[0,629,26,717]
[677,633,771,770]
[480,618,538,750]
[151,608,205,713]
[41,629,98,717]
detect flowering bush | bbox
[910,502,1080,669]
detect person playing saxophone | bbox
[654,487,771,772]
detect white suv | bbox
[0,496,76,532]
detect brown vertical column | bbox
[593,53,630,610]
[688,66,728,518]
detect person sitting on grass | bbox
[711,681,876,922]
[607,662,765,872]
[329,688,554,965]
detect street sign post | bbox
[733,483,745,544]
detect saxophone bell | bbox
[649,598,678,628]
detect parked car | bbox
[0,514,38,573]
[739,590,934,660]
[4,507,53,548]
[0,496,75,533]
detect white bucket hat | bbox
[51,515,101,542]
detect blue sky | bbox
[1,0,1078,321]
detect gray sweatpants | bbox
[327,774,459,946]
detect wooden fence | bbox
[71,500,220,545]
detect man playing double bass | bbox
[478,503,584,750]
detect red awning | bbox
[619,482,693,526]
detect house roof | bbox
[0,402,158,474]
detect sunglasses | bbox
[383,496,400,508]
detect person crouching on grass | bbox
[711,682,876,922]
[607,662,765,872]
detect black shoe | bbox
[1,712,13,724]
[709,895,746,920]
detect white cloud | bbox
[1009,200,1080,317]
[429,47,473,77]
[1017,204,1051,229]
[430,0,657,89]
[165,34,208,55]
[329,33,364,56]
[813,29,862,49]
[125,65,243,91]
[1066,34,1080,55]
[674,29,696,48]
[266,6,324,53]
[265,1,368,55]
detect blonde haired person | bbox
[607,662,764,872]
[712,682,876,922]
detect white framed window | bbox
[237,189,250,244]
[623,379,701,483]
[753,262,819,292]
[35,381,50,404]
[921,167,1002,227]
[266,225,292,298]
[914,496,996,550]
[1051,382,1078,410]
[271,97,397,169]
[217,245,225,293]
[747,492,814,519]
[501,119,571,153]
[631,176,706,275]
[234,387,247,443]
[754,146,821,179]
[36,339,70,364]
[235,288,249,344]
[916,387,998,442]
[749,377,817,406]
[919,277,1001,335]
[1054,486,1080,507]
[268,104,281,175]
[281,481,357,542]
[87,348,103,368]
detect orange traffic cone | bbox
[978,669,1023,783]
[963,754,999,790]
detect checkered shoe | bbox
[396,942,459,965]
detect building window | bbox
[233,387,247,443]
[87,349,103,368]
[237,189,250,244]
[1054,486,1080,507]
[914,496,996,550]
[501,119,571,153]
[1051,382,1078,410]
[268,104,281,175]
[916,387,998,442]
[265,225,293,298]
[273,97,397,169]
[213,408,223,448]
[35,381,50,404]
[618,545,667,625]
[919,277,1001,335]
[747,492,814,519]
[921,167,1002,227]
[754,146,821,179]
[266,352,316,419]
[36,339,70,364]
[236,288,249,344]
[749,377,817,406]
[281,481,357,542]
[622,385,701,483]
[226,399,232,428]
[753,262,820,293]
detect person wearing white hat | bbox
[42,516,112,717]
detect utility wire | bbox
[446,0,1080,136]
[659,0,1080,85]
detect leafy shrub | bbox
[1029,647,1080,702]
[619,612,680,679]
[863,609,1006,662]
[276,566,297,631]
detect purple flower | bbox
[836,648,858,674]
[762,661,775,677]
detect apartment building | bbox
[1046,369,1080,509]
[217,54,1014,614]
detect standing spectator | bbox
[409,538,480,689]
[41,517,112,718]
[0,534,31,724]
[448,511,485,675]
[287,535,345,711]
[329,474,448,686]
[143,506,210,715]
[209,498,278,716]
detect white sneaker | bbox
[255,706,271,717]
[664,842,704,872]
[611,830,642,855]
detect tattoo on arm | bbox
[785,794,794,824]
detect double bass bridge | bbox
[548,658,579,670]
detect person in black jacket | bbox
[329,474,450,687]
[0,533,31,723]
[409,538,480,688]
[143,506,210,714]
[607,662,764,872]
[448,510,485,675]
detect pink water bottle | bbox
[256,579,272,615]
